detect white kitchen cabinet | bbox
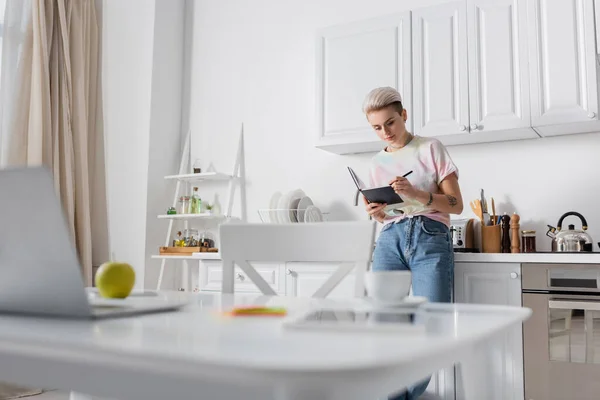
[315,12,412,155]
[284,263,357,298]
[454,262,524,400]
[412,1,469,138]
[467,0,535,138]
[527,0,600,136]
[198,261,284,294]
[412,0,537,145]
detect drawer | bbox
[200,261,282,293]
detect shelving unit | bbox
[153,125,247,290]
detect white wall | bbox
[144,0,188,289]
[102,0,155,288]
[187,0,600,252]
[102,0,187,289]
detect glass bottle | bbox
[190,187,202,214]
[173,231,184,247]
[212,193,222,216]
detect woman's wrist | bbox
[414,190,431,205]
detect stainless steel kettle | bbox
[546,212,594,252]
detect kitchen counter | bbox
[454,252,600,264]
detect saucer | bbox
[366,296,428,308]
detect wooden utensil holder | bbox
[481,224,501,253]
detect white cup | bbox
[364,270,412,303]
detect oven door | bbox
[523,293,600,400]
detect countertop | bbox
[454,252,600,264]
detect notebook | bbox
[347,166,405,206]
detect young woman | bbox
[362,87,463,400]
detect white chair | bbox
[219,221,376,297]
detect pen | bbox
[389,170,413,187]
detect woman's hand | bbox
[389,176,419,199]
[363,196,387,222]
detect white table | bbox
[0,292,531,400]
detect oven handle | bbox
[549,299,600,311]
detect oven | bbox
[522,263,600,400]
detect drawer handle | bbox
[510,272,519,279]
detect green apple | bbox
[95,261,136,299]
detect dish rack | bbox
[257,208,329,223]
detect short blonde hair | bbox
[362,86,403,115]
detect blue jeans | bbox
[371,216,454,400]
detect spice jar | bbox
[522,230,536,253]
[183,228,199,247]
[179,196,190,214]
[199,231,215,249]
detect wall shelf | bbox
[157,213,226,220]
[164,172,232,183]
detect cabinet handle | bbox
[286,269,294,276]
[589,112,597,119]
[470,124,479,131]
[236,273,245,281]
[510,272,519,279]
[459,125,467,132]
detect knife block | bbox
[481,224,501,253]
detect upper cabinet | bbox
[527,0,600,137]
[467,0,532,135]
[412,0,537,145]
[315,0,600,155]
[412,1,470,138]
[315,12,412,154]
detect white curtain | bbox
[0,0,103,285]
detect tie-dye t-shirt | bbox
[368,135,458,228]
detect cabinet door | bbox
[454,262,524,400]
[467,0,533,134]
[199,261,283,294]
[528,0,599,130]
[284,263,356,298]
[412,1,469,137]
[315,12,412,155]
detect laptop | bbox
[0,166,188,319]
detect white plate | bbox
[277,191,293,223]
[296,196,313,223]
[304,205,323,222]
[288,189,305,222]
[269,191,282,223]
[366,296,428,308]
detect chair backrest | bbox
[219,221,376,297]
